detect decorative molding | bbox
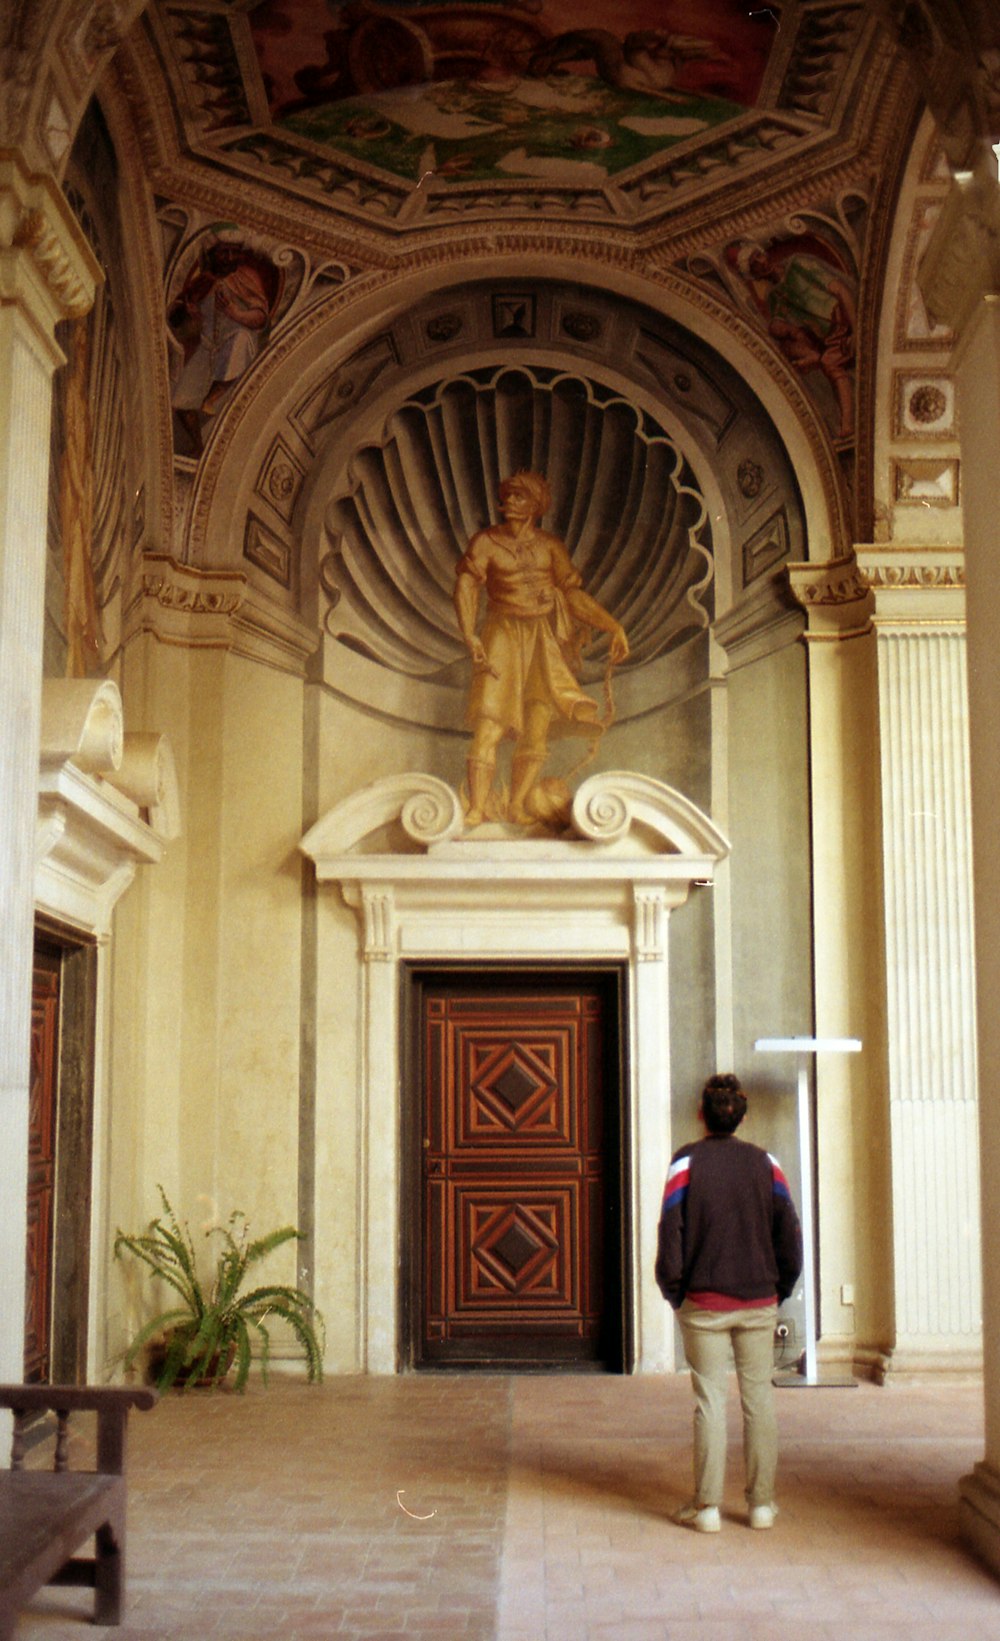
[104,732,181,842]
[892,370,956,439]
[890,456,959,507]
[133,553,317,674]
[35,679,174,938]
[786,555,874,640]
[571,772,730,863]
[361,887,395,963]
[712,578,804,671]
[243,515,292,590]
[302,771,730,878]
[256,438,304,525]
[140,555,243,619]
[0,150,101,343]
[633,887,666,964]
[39,677,123,776]
[856,546,966,625]
[743,508,790,586]
[302,775,465,860]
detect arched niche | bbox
[198,277,809,729]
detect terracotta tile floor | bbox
[13,1373,1000,1640]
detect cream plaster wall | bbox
[103,638,307,1370]
[724,638,812,1348]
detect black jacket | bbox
[655,1133,803,1311]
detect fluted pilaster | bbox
[0,151,99,1381]
[859,551,980,1370]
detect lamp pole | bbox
[754,1036,861,1387]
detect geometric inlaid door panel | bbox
[25,948,61,1384]
[418,978,620,1367]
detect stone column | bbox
[921,158,1000,1574]
[856,549,980,1373]
[786,557,892,1371]
[0,152,99,1379]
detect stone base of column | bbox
[877,1344,983,1378]
[960,1462,1000,1578]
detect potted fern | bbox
[114,1187,324,1391]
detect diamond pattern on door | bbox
[418,980,618,1366]
[462,1034,570,1141]
[464,1194,569,1305]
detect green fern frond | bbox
[115,1185,324,1392]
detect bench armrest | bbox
[0,1385,157,1475]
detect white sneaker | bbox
[749,1503,777,1529]
[673,1502,721,1533]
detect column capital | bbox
[786,555,874,642]
[0,149,101,358]
[855,545,966,629]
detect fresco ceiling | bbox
[129,0,892,239]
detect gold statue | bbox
[453,471,629,827]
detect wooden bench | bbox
[0,1385,156,1639]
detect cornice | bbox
[0,149,101,344]
[129,552,317,676]
[856,544,966,626]
[786,554,875,641]
[712,579,804,672]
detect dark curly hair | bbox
[700,1072,747,1134]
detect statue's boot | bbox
[508,753,544,824]
[464,756,493,826]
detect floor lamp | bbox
[754,1036,861,1388]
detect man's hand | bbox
[609,624,629,664]
[469,637,499,678]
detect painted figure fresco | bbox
[249,1,775,185]
[169,229,284,455]
[454,470,628,828]
[728,235,858,440]
[60,320,103,676]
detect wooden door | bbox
[26,948,61,1383]
[416,974,623,1368]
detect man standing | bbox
[453,470,628,826]
[656,1072,803,1532]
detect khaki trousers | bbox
[679,1300,779,1509]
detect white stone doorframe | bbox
[301,771,730,1375]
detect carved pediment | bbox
[301,769,729,883]
[36,679,180,935]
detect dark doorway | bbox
[405,967,628,1370]
[26,945,60,1383]
[25,927,97,1384]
